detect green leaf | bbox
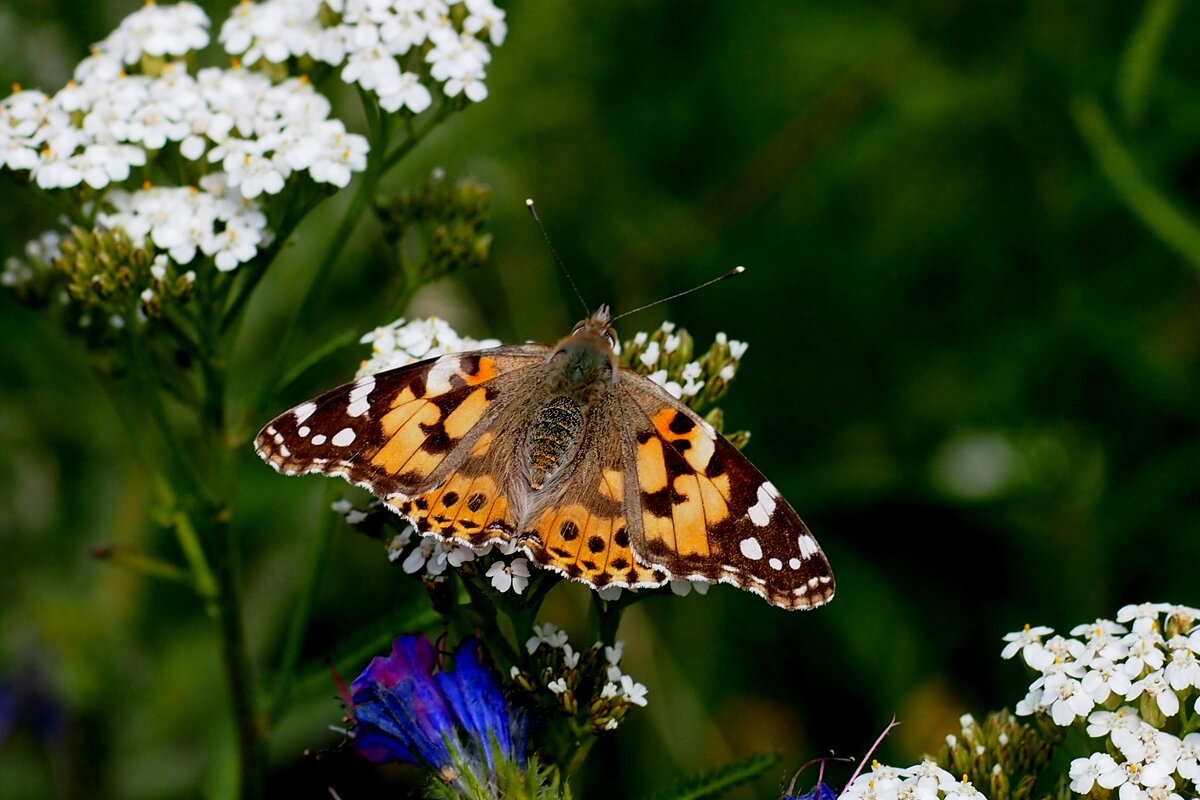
[1071,94,1200,273]
[639,751,781,800]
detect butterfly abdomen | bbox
[526,396,583,490]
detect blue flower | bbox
[786,782,838,800]
[350,634,529,783]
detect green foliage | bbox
[4,0,1200,798]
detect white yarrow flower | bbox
[486,557,530,594]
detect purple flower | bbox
[786,783,838,800]
[350,634,528,779]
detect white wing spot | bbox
[347,374,375,418]
[298,426,310,438]
[797,534,819,558]
[746,483,777,527]
[332,427,357,447]
[311,434,327,446]
[768,557,782,570]
[789,557,802,570]
[739,537,763,560]
[426,356,460,394]
[294,402,317,424]
[279,444,291,458]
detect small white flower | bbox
[1164,647,1200,691]
[596,585,624,601]
[1123,628,1168,677]
[1126,671,1180,717]
[647,369,683,399]
[562,643,580,669]
[547,677,568,694]
[377,72,433,113]
[444,544,477,567]
[1087,707,1142,739]
[1071,753,1123,794]
[639,340,660,368]
[669,578,710,597]
[486,558,530,594]
[1175,733,1200,781]
[619,675,648,707]
[942,776,983,800]
[401,536,447,575]
[1083,658,1134,703]
[526,623,570,654]
[1001,624,1055,665]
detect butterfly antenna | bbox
[610,265,745,323]
[526,198,589,316]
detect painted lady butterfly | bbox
[255,306,834,610]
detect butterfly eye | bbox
[603,329,617,348]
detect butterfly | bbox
[254,306,835,610]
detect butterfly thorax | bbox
[524,308,620,491]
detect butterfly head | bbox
[552,304,620,385]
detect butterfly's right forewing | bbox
[617,374,835,610]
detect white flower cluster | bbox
[3,3,368,197]
[1005,603,1200,800]
[356,316,501,376]
[629,323,747,401]
[840,760,986,800]
[380,520,531,593]
[523,623,648,725]
[221,0,506,110]
[98,174,273,271]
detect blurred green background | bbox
[3,0,1200,797]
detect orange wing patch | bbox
[388,471,514,546]
[633,406,733,566]
[370,364,502,483]
[521,503,668,588]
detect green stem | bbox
[1117,0,1183,127]
[595,597,627,648]
[1071,95,1200,273]
[268,484,339,721]
[172,510,219,606]
[120,330,211,504]
[383,105,451,171]
[210,507,266,800]
[256,164,381,410]
[462,574,522,666]
[91,545,192,586]
[219,183,331,336]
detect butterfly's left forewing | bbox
[617,375,835,610]
[255,345,549,521]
